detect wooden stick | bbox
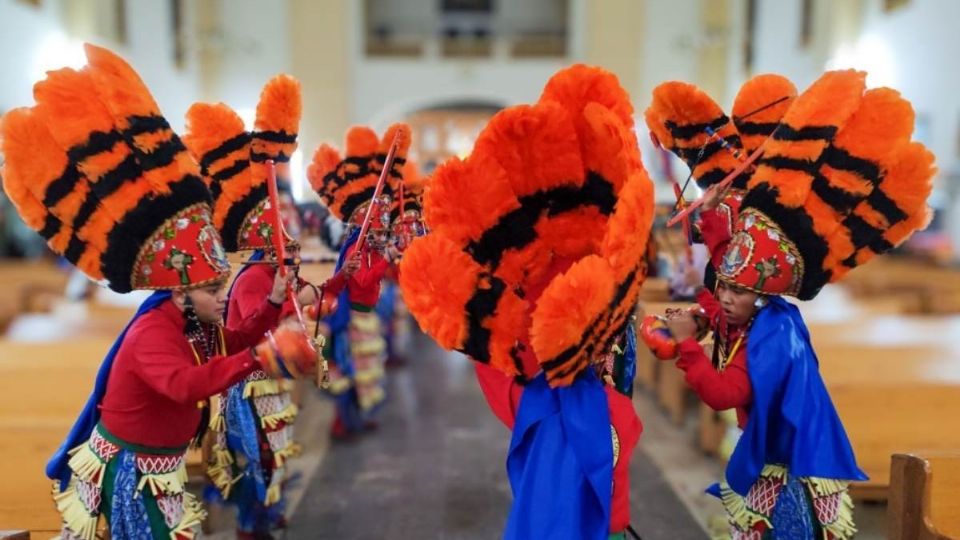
[355,132,400,253]
[265,160,288,278]
[666,144,765,228]
[265,160,306,328]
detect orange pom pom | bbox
[399,235,481,349]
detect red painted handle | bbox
[265,159,306,328]
[666,144,765,228]
[356,132,400,253]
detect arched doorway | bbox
[403,100,502,174]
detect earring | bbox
[183,297,201,334]
[754,296,768,309]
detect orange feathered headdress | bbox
[183,75,302,252]
[394,158,426,218]
[646,74,797,191]
[398,64,655,387]
[648,71,936,300]
[646,74,798,244]
[1,44,230,292]
[389,159,429,250]
[306,123,412,229]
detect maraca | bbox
[639,307,709,360]
[304,293,339,320]
[639,314,680,359]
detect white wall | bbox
[0,0,201,133]
[353,57,567,126]
[750,0,960,175]
[639,0,700,103]
[120,0,200,132]
[749,0,960,253]
[636,0,708,203]
[365,0,568,37]
[348,0,583,129]
[752,0,825,88]
[0,0,87,111]
[855,0,960,251]
[202,0,292,117]
[853,0,960,176]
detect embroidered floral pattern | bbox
[721,466,857,540]
[131,204,230,289]
[163,248,195,285]
[157,493,186,529]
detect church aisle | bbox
[287,330,706,539]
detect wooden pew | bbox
[889,452,960,540]
[0,339,114,535]
[794,292,960,500]
[0,261,70,333]
[0,338,211,536]
[634,279,681,390]
[817,342,960,501]
[639,277,671,303]
[842,258,960,314]
[698,403,727,456]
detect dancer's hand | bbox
[702,183,729,212]
[297,282,317,306]
[270,271,295,305]
[344,254,361,275]
[639,314,679,360]
[666,310,698,341]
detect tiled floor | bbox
[285,331,705,539]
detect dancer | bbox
[644,70,935,538]
[0,44,316,539]
[399,65,652,539]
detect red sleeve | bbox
[699,208,731,266]
[675,338,751,411]
[230,270,272,321]
[696,288,726,328]
[321,270,348,297]
[606,387,642,533]
[385,263,400,281]
[354,253,390,289]
[130,327,259,405]
[474,363,524,429]
[223,298,282,353]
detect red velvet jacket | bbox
[699,207,732,269]
[679,207,753,427]
[98,298,280,448]
[325,242,390,309]
[676,289,751,428]
[227,264,301,325]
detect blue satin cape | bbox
[505,369,612,539]
[721,296,868,496]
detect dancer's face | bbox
[367,230,389,251]
[175,280,228,323]
[716,280,759,328]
